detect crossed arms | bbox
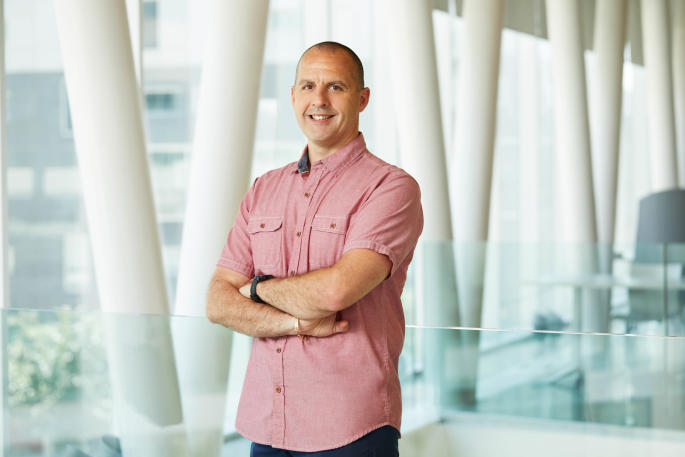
[206,248,391,338]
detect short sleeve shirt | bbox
[217,133,423,452]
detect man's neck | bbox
[307,133,359,164]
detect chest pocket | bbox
[308,215,349,270]
[247,216,283,271]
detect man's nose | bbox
[311,86,329,107]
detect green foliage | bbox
[7,309,109,409]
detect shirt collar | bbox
[295,133,367,175]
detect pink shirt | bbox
[217,133,423,452]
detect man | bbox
[207,41,423,456]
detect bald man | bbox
[207,42,423,457]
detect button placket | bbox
[271,343,286,447]
[294,170,320,275]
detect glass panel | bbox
[6,309,685,455]
[407,241,684,336]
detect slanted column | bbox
[545,0,604,332]
[453,0,504,404]
[453,0,504,326]
[54,1,187,456]
[592,0,627,246]
[673,0,685,187]
[591,0,627,341]
[591,0,626,323]
[125,0,142,84]
[173,1,269,456]
[379,0,460,407]
[641,0,678,190]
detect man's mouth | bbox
[309,114,335,120]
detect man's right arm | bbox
[206,266,297,338]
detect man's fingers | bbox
[334,320,349,333]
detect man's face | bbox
[291,49,370,154]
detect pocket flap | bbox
[311,215,348,234]
[247,216,283,233]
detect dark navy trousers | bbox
[250,426,400,457]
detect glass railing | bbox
[4,241,685,455]
[3,307,685,456]
[406,241,685,337]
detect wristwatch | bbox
[250,275,274,303]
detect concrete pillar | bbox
[379,0,460,408]
[453,0,504,325]
[592,0,627,246]
[641,0,678,190]
[673,0,685,187]
[545,0,605,333]
[591,0,627,328]
[453,0,504,404]
[54,1,187,456]
[126,0,142,84]
[172,1,269,456]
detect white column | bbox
[172,1,269,456]
[54,2,187,456]
[673,0,685,187]
[591,0,627,339]
[453,0,504,327]
[641,0,678,190]
[592,0,627,245]
[126,0,142,85]
[546,0,604,332]
[451,0,504,406]
[383,0,452,243]
[379,0,461,407]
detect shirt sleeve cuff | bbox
[216,258,254,278]
[343,240,399,277]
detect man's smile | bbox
[309,114,335,121]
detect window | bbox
[143,0,158,49]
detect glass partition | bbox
[4,308,685,456]
[406,241,685,338]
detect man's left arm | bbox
[240,248,391,319]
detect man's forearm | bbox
[207,276,296,338]
[254,268,341,320]
[253,249,391,320]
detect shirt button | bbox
[276,348,282,353]
[275,386,282,394]
[296,231,301,237]
[330,223,336,228]
[259,223,265,228]
[304,192,310,198]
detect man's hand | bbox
[238,281,252,300]
[298,314,349,338]
[240,277,349,338]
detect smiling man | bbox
[207,42,423,457]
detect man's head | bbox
[291,42,370,159]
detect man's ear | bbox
[291,86,295,106]
[359,87,370,112]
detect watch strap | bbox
[250,275,273,303]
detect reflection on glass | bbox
[6,308,685,456]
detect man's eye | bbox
[302,84,313,90]
[331,85,341,91]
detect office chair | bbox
[626,189,685,333]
